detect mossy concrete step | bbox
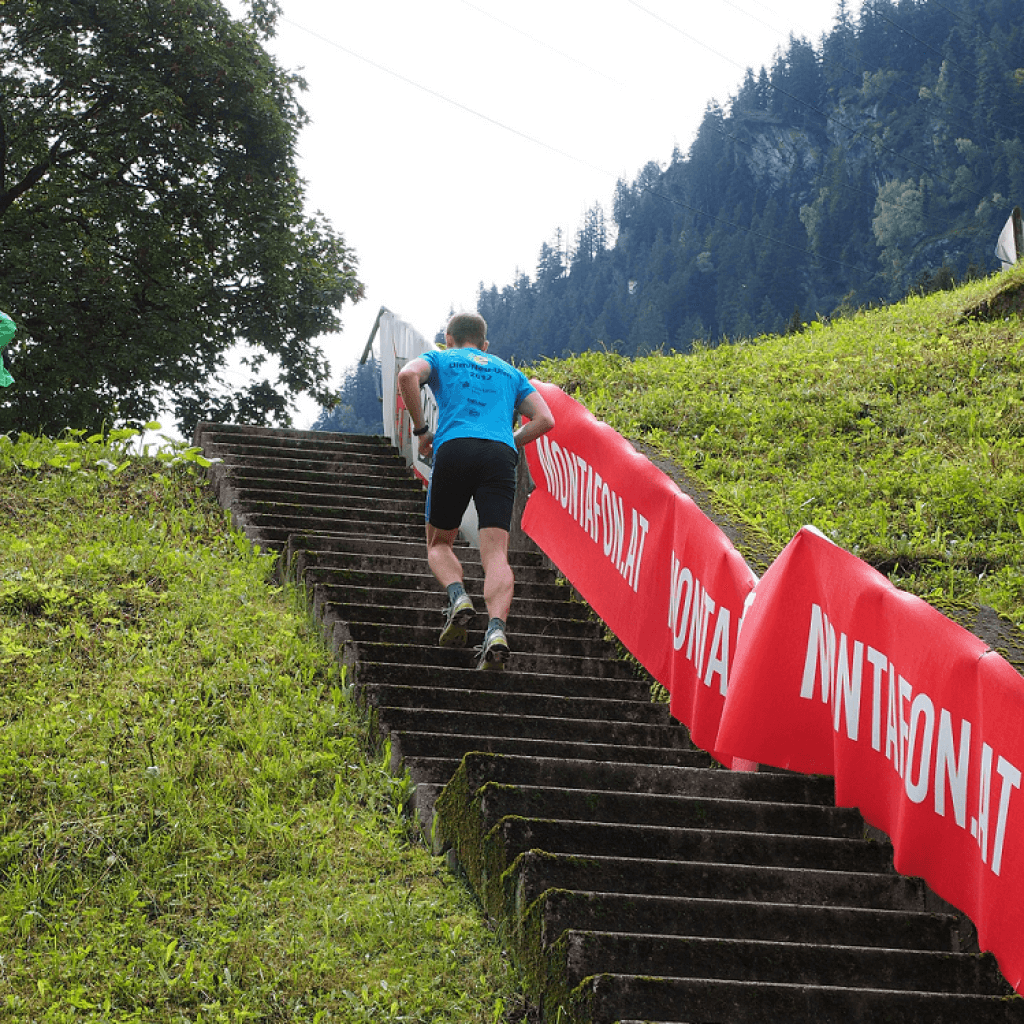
[469,782,864,839]
[289,550,557,587]
[518,889,960,954]
[348,642,638,681]
[353,662,658,702]
[208,450,413,480]
[556,931,1014,997]
[238,499,424,524]
[313,585,593,623]
[241,514,424,549]
[222,461,415,485]
[285,533,548,568]
[443,752,835,806]
[482,815,895,878]
[221,460,415,485]
[357,683,678,728]
[508,848,929,913]
[232,480,424,507]
[564,972,1024,1024]
[202,444,409,479]
[336,621,631,664]
[313,597,603,641]
[389,730,710,775]
[303,568,570,604]
[374,706,692,753]
[196,422,398,455]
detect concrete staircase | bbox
[195,421,1024,1024]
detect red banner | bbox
[522,382,758,765]
[718,526,1024,991]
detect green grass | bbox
[530,267,1024,630]
[0,433,527,1023]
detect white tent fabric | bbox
[995,207,1022,270]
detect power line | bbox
[455,0,626,88]
[280,16,612,179]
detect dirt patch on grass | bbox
[961,279,1024,322]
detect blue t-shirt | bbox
[423,346,534,453]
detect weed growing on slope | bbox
[0,432,528,1023]
[531,269,1024,628]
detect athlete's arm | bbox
[397,356,434,455]
[513,390,555,449]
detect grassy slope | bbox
[530,267,1024,640]
[0,436,526,1024]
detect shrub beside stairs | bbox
[195,421,1024,1024]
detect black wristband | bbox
[413,423,429,436]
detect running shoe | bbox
[439,593,475,648]
[475,626,510,670]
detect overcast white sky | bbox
[223,0,842,427]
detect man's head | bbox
[445,312,488,350]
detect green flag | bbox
[0,311,14,387]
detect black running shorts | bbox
[426,437,518,532]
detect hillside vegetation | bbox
[0,436,526,1023]
[529,267,1024,638]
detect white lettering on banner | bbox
[669,552,733,695]
[799,603,1022,876]
[536,435,650,594]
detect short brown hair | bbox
[446,312,487,347]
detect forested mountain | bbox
[312,355,384,435]
[479,0,1024,362]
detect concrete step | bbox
[314,597,604,641]
[197,423,398,455]
[388,730,711,773]
[209,450,413,478]
[556,931,1013,996]
[239,502,424,527]
[241,513,424,549]
[469,782,865,839]
[289,548,558,586]
[353,661,645,699]
[374,706,693,752]
[223,463,415,487]
[566,972,1024,1024]
[302,567,572,604]
[284,532,548,569]
[358,683,679,728]
[509,848,928,912]
[445,752,836,805]
[233,481,424,507]
[348,641,639,682]
[519,888,959,953]
[338,621,633,663]
[477,814,895,878]
[314,585,594,624]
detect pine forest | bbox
[477,0,1024,362]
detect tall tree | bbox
[0,0,363,436]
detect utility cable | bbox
[279,16,612,180]
[455,0,626,87]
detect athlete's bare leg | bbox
[478,526,514,622]
[425,523,463,588]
